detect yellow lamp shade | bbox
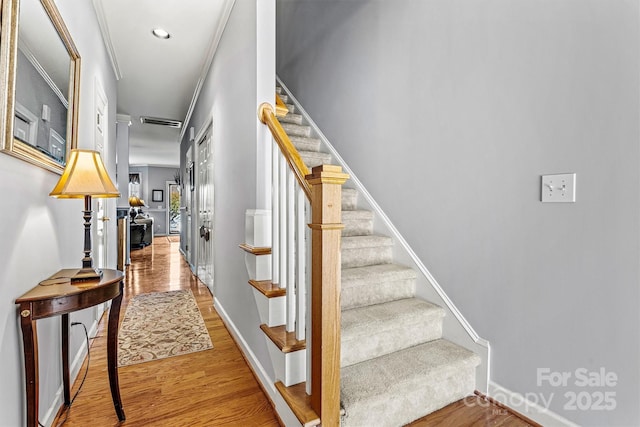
[129,196,146,207]
[50,149,120,198]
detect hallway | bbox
[56,238,279,426]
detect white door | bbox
[94,82,110,270]
[197,128,214,292]
[93,80,111,324]
[185,147,193,269]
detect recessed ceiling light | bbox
[152,28,170,39]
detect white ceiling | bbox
[92,0,232,166]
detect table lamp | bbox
[50,149,120,281]
[128,195,145,216]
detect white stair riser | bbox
[244,253,272,281]
[264,339,306,387]
[252,290,286,327]
[245,209,271,247]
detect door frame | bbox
[93,78,111,327]
[193,120,214,293]
[166,180,181,234]
[94,78,110,269]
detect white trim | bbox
[214,297,302,427]
[48,128,65,162]
[179,0,236,142]
[489,382,579,427]
[277,76,491,391]
[13,102,39,145]
[91,0,123,80]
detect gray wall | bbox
[180,0,275,379]
[15,49,67,156]
[0,0,118,424]
[277,1,639,425]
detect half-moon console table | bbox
[16,269,126,426]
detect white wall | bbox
[0,0,117,424]
[180,0,276,379]
[277,1,639,425]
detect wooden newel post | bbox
[306,164,349,426]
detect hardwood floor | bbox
[408,394,541,426]
[55,239,279,426]
[56,238,538,427]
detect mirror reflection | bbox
[14,0,71,164]
[0,0,80,173]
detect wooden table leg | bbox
[19,304,38,427]
[107,281,126,421]
[61,313,71,406]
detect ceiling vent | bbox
[140,116,182,128]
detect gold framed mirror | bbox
[0,0,80,174]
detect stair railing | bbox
[259,99,348,425]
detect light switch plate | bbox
[541,173,576,203]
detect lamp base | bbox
[70,267,103,282]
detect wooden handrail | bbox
[259,98,349,425]
[275,94,289,117]
[259,102,312,200]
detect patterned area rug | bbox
[118,290,213,366]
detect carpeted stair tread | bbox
[281,122,310,137]
[275,83,481,426]
[342,235,393,250]
[285,103,296,114]
[342,264,416,309]
[341,339,481,427]
[341,298,444,367]
[342,235,393,268]
[342,210,374,237]
[289,135,321,152]
[342,188,358,210]
[280,112,303,125]
[300,150,332,168]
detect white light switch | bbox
[541,173,576,203]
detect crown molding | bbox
[92,0,123,80]
[179,0,236,141]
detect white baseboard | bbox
[213,297,302,427]
[489,382,579,427]
[41,320,96,426]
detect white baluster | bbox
[306,198,312,395]
[271,144,279,287]
[296,186,306,341]
[279,155,287,294]
[286,169,296,332]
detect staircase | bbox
[269,86,482,426]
